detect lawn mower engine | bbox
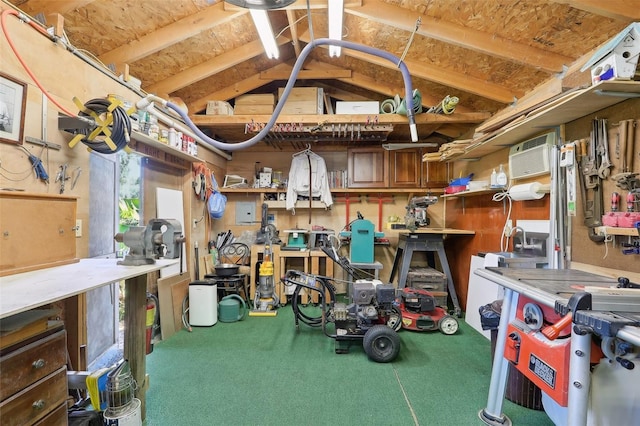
[283,271,402,363]
[398,287,459,335]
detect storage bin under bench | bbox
[407,267,448,308]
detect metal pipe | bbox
[567,330,591,426]
[479,288,516,425]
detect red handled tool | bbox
[627,192,636,212]
[611,192,620,212]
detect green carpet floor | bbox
[145,306,554,426]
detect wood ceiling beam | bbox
[223,0,362,11]
[97,4,246,70]
[286,9,302,57]
[187,62,294,113]
[13,0,97,16]
[549,0,640,20]
[147,37,291,95]
[260,68,352,80]
[299,33,520,104]
[346,0,572,73]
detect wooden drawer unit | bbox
[0,330,67,401]
[34,402,67,425]
[0,329,68,425]
[0,367,67,426]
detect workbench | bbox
[476,267,640,426]
[250,246,335,305]
[388,228,475,316]
[0,258,177,421]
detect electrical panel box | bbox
[235,202,256,225]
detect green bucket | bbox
[218,295,247,323]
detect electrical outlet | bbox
[75,219,82,237]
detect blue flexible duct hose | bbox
[165,38,417,151]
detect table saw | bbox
[476,267,640,426]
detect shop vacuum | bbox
[250,244,279,316]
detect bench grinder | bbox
[114,218,184,266]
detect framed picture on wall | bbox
[0,72,27,145]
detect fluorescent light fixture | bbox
[249,9,279,59]
[382,143,438,151]
[328,0,344,57]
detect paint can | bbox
[103,398,141,426]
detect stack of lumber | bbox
[422,139,474,162]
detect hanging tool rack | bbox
[245,119,394,149]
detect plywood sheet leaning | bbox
[157,273,191,341]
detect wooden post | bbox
[124,274,148,420]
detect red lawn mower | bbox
[397,287,459,335]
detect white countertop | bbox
[0,258,177,319]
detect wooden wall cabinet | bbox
[0,192,78,277]
[389,150,421,187]
[422,159,450,188]
[347,147,389,188]
[388,149,450,189]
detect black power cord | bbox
[290,276,336,328]
[77,98,131,154]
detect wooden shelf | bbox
[441,188,504,199]
[130,131,199,163]
[595,226,639,237]
[191,112,490,143]
[219,187,444,194]
[452,81,640,161]
[265,200,327,209]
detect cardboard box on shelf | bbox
[234,94,275,115]
[336,101,380,114]
[277,87,324,115]
[206,101,234,115]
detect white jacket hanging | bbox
[286,153,333,211]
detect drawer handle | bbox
[32,359,46,369]
[32,399,46,410]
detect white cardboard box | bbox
[336,101,380,114]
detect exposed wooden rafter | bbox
[299,33,521,104]
[147,37,291,95]
[550,0,640,20]
[286,9,302,57]
[97,4,247,71]
[346,0,572,73]
[11,0,96,16]
[223,0,363,11]
[187,62,294,113]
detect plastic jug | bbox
[218,295,247,323]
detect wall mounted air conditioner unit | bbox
[508,131,556,180]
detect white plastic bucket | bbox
[103,398,142,426]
